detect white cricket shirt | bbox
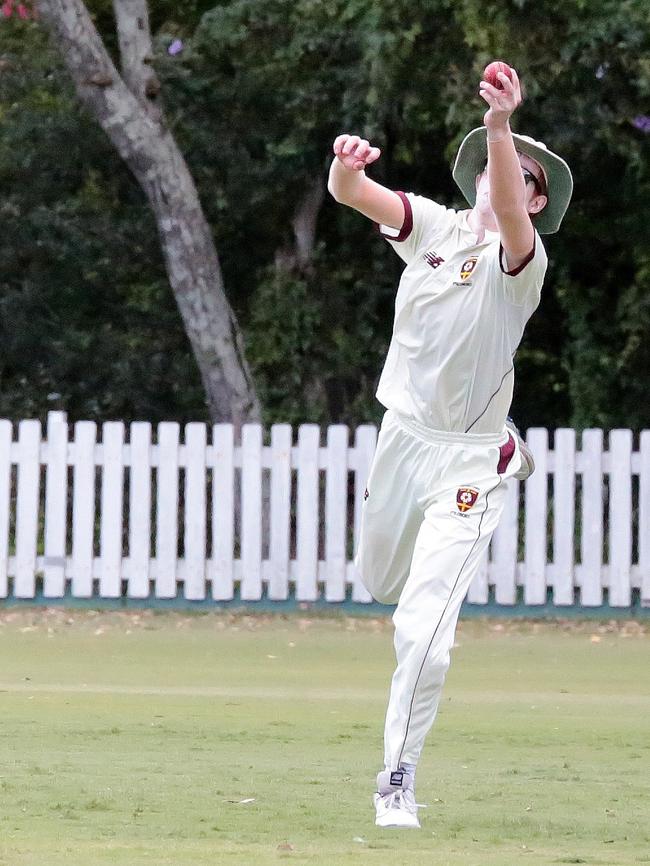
[376,191,547,434]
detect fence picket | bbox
[640,431,650,607]
[491,479,519,604]
[0,420,11,597]
[579,430,604,605]
[552,429,576,605]
[0,419,647,609]
[99,422,124,598]
[349,425,376,603]
[155,423,179,598]
[128,423,152,598]
[240,424,263,600]
[608,430,632,606]
[71,421,97,598]
[43,413,68,597]
[524,428,548,604]
[348,424,377,603]
[325,425,349,602]
[296,425,320,601]
[15,420,41,598]
[184,423,207,600]
[268,424,291,601]
[211,424,235,600]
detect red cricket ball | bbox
[483,60,513,90]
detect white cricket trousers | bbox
[356,410,521,771]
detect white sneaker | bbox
[373,769,420,829]
[505,417,535,481]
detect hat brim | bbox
[452,127,573,234]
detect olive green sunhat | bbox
[452,126,573,234]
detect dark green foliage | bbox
[0,21,208,424]
[1,0,648,428]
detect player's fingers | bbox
[355,139,371,161]
[499,75,520,110]
[497,71,515,94]
[504,68,522,104]
[333,134,349,155]
[483,84,514,113]
[479,87,497,107]
[365,146,381,165]
[510,67,521,93]
[479,81,501,98]
[342,135,361,156]
[479,84,503,111]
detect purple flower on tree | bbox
[632,116,650,133]
[168,39,184,56]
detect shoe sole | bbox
[514,447,535,481]
[505,421,535,482]
[375,812,421,829]
[374,796,420,829]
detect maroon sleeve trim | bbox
[499,234,536,276]
[377,191,413,242]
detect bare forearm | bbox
[327,157,367,206]
[327,134,404,228]
[487,123,527,216]
[479,65,537,265]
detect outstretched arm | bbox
[327,134,405,230]
[479,69,546,270]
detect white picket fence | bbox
[0,413,648,607]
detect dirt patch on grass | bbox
[465,617,650,638]
[0,607,648,638]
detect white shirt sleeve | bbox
[496,231,548,307]
[378,192,455,265]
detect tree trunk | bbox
[112,0,162,122]
[292,179,324,272]
[35,0,261,431]
[274,178,325,274]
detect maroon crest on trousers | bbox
[456,486,479,513]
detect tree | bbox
[174,0,649,430]
[33,0,260,430]
[3,0,649,431]
[0,20,214,424]
[161,0,418,425]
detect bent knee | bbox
[360,565,401,605]
[370,585,401,605]
[356,550,403,605]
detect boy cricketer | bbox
[327,66,572,828]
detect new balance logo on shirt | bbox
[424,250,445,269]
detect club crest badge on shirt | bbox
[459,256,478,280]
[456,486,479,513]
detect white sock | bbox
[399,762,416,783]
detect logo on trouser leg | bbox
[364,488,369,501]
[456,486,479,512]
[389,771,404,787]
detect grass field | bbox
[0,610,649,866]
